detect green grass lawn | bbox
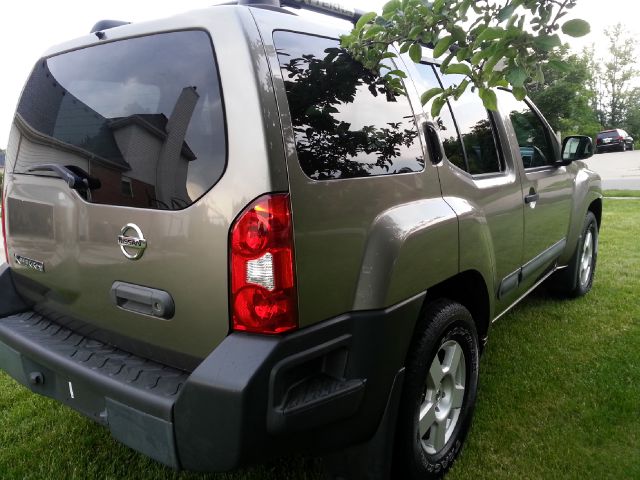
[1,199,639,479]
[604,189,640,198]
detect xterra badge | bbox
[14,254,45,272]
[118,223,147,260]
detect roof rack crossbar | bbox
[237,0,366,23]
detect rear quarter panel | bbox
[251,9,460,325]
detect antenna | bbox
[90,20,130,34]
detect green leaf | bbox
[399,42,412,54]
[355,11,377,30]
[421,87,444,105]
[450,26,466,43]
[454,79,469,100]
[513,86,527,101]
[440,52,455,71]
[497,4,517,22]
[388,69,407,78]
[382,0,401,14]
[431,96,446,118]
[479,88,498,111]
[547,59,571,72]
[433,36,454,58]
[470,50,488,66]
[533,34,561,51]
[409,43,422,63]
[363,25,385,38]
[561,19,590,38]
[409,26,424,39]
[476,27,505,42]
[506,66,528,88]
[534,64,545,83]
[456,47,470,62]
[445,63,472,76]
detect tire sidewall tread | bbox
[395,300,479,480]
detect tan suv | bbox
[0,1,601,478]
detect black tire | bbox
[551,211,598,297]
[621,143,626,152]
[394,300,479,480]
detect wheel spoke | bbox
[446,342,462,376]
[430,421,447,451]
[418,402,437,438]
[429,356,445,386]
[451,384,465,409]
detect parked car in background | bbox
[595,129,634,153]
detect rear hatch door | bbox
[4,30,229,368]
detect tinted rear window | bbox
[273,31,424,180]
[597,131,620,139]
[13,30,226,210]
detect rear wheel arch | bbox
[418,271,491,349]
[588,198,602,230]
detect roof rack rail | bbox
[237,0,366,23]
[90,20,130,34]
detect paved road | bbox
[583,149,640,190]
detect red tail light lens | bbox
[230,193,297,334]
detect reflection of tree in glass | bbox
[508,109,553,167]
[509,110,547,148]
[442,136,465,169]
[460,119,501,175]
[280,48,421,179]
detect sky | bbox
[1,0,638,148]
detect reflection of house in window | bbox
[14,60,198,210]
[121,176,133,198]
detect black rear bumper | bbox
[0,265,424,471]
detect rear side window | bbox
[413,63,502,175]
[496,90,556,168]
[412,63,466,170]
[14,30,226,210]
[273,31,424,180]
[438,73,503,175]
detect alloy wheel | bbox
[579,230,594,286]
[418,340,466,454]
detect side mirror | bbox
[560,135,594,165]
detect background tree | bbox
[527,47,600,137]
[600,23,637,128]
[341,0,590,116]
[623,88,640,145]
[582,45,606,126]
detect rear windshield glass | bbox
[13,30,226,210]
[597,131,620,139]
